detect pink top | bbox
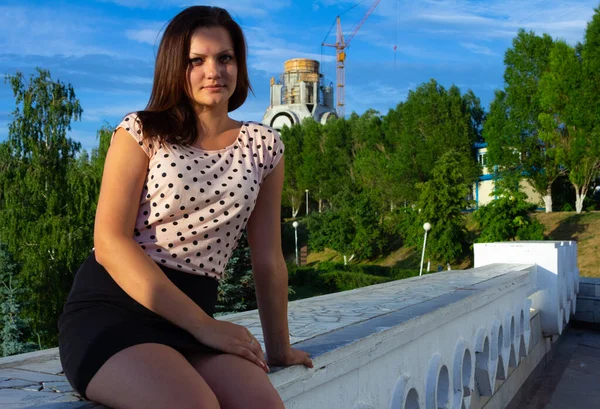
[111,113,284,280]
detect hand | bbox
[192,319,269,372]
[267,347,313,369]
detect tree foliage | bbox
[0,244,36,356]
[415,150,478,263]
[215,231,257,314]
[0,69,99,346]
[474,191,545,242]
[484,30,562,212]
[538,9,600,213]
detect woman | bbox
[58,6,312,409]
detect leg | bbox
[86,343,220,409]
[186,353,285,409]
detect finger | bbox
[247,338,266,365]
[233,346,268,371]
[239,337,268,370]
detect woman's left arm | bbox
[246,156,313,368]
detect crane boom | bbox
[322,0,381,117]
[346,0,381,47]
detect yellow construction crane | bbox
[322,0,381,118]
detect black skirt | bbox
[58,251,220,398]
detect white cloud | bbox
[108,75,154,85]
[460,42,499,56]
[83,102,148,122]
[345,81,409,110]
[98,0,292,17]
[411,0,596,44]
[0,120,8,141]
[0,6,116,57]
[243,25,335,75]
[125,27,164,46]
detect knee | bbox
[247,391,284,409]
[188,396,220,409]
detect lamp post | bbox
[292,221,299,266]
[419,222,432,277]
[305,189,309,215]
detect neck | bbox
[195,104,233,138]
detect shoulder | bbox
[242,121,282,144]
[243,121,278,135]
[242,122,284,178]
[117,112,143,133]
[112,112,157,159]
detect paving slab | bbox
[0,379,40,389]
[0,369,65,383]
[16,359,63,375]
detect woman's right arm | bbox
[93,128,267,371]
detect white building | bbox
[473,142,543,209]
[262,59,337,130]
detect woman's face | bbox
[187,26,238,110]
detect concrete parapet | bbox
[0,241,581,409]
[474,241,579,336]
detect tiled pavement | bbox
[0,348,105,408]
[515,325,600,409]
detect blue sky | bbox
[0,0,598,152]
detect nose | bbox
[205,58,221,79]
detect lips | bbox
[202,84,225,89]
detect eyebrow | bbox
[189,49,234,56]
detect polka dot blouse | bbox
[111,113,284,281]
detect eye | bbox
[220,54,234,63]
[189,57,203,66]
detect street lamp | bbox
[305,189,309,215]
[292,221,299,266]
[419,222,432,277]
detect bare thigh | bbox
[86,343,219,409]
[186,353,284,409]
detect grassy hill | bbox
[302,211,600,278]
[536,211,600,277]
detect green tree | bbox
[538,9,600,213]
[0,244,36,356]
[279,125,305,217]
[306,190,385,262]
[216,231,256,314]
[320,118,354,210]
[384,80,480,203]
[298,118,327,212]
[484,30,562,212]
[415,150,478,264]
[474,191,545,242]
[0,68,85,346]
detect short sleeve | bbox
[111,113,157,159]
[261,126,285,180]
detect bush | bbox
[305,191,387,261]
[288,261,420,297]
[562,202,574,212]
[474,194,545,242]
[320,271,390,292]
[315,262,397,277]
[392,207,423,248]
[216,231,256,314]
[390,268,420,280]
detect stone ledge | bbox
[0,260,570,408]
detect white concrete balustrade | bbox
[0,241,579,409]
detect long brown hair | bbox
[136,6,252,146]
